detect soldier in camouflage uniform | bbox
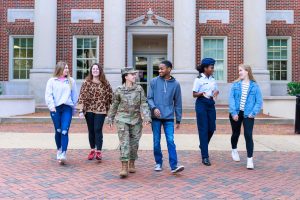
[107,67,151,178]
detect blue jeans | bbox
[195,97,216,159]
[152,119,178,170]
[50,104,73,152]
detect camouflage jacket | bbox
[107,84,151,125]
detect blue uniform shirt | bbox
[192,73,218,97]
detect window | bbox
[267,38,290,81]
[11,37,33,79]
[74,37,99,80]
[202,38,226,81]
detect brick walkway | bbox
[0,150,299,199]
[0,122,295,135]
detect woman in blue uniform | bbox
[193,58,219,166]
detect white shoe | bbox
[154,164,162,171]
[171,165,185,174]
[247,157,254,169]
[59,151,66,165]
[56,148,62,160]
[231,149,240,162]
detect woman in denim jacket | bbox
[229,64,263,169]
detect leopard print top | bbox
[77,80,113,114]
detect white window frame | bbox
[72,36,99,80]
[201,36,228,83]
[9,35,34,81]
[267,36,292,83]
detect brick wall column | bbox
[244,0,270,96]
[29,0,57,105]
[103,0,126,89]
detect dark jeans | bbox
[50,104,73,152]
[229,111,255,158]
[152,119,178,170]
[85,112,106,151]
[195,97,216,159]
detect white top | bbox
[192,73,218,97]
[239,81,250,111]
[45,77,78,110]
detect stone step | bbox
[0,116,294,125]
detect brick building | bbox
[0,0,299,107]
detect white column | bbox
[29,0,57,105]
[173,0,197,108]
[174,0,196,69]
[244,0,270,96]
[103,0,126,89]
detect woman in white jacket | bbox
[45,61,78,164]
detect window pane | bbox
[216,50,224,59]
[270,71,274,80]
[281,50,287,59]
[27,38,33,48]
[27,60,33,68]
[77,49,84,58]
[20,49,26,58]
[91,38,97,48]
[14,49,20,58]
[20,60,27,70]
[77,39,83,48]
[203,40,210,49]
[14,38,20,47]
[27,49,33,58]
[267,61,273,70]
[20,38,27,47]
[77,60,83,69]
[20,70,26,79]
[281,71,287,80]
[217,39,224,49]
[13,70,19,79]
[274,71,280,80]
[14,60,21,70]
[281,61,287,70]
[273,61,280,70]
[84,39,91,48]
[281,40,287,47]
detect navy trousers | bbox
[195,97,216,159]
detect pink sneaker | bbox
[95,151,102,160]
[88,150,95,160]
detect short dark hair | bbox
[160,60,173,69]
[121,74,126,84]
[196,63,210,73]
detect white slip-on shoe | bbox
[247,157,254,169]
[231,149,241,162]
[154,164,162,171]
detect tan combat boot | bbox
[129,160,136,173]
[119,161,128,178]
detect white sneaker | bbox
[59,151,67,164]
[231,149,240,162]
[154,164,162,171]
[247,157,254,169]
[56,148,62,160]
[171,165,185,174]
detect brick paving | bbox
[0,149,299,199]
[0,122,295,135]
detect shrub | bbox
[287,82,300,96]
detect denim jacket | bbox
[229,80,263,118]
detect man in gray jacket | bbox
[147,60,184,174]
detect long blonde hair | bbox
[234,64,256,82]
[53,61,72,89]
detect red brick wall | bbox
[267,0,300,82]
[196,0,244,83]
[57,0,104,76]
[0,0,34,81]
[126,0,174,21]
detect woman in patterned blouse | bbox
[77,63,113,161]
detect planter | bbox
[0,95,35,117]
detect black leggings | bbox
[85,112,106,150]
[229,111,254,158]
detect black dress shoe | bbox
[202,158,211,166]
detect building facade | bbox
[0,0,299,107]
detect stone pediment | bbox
[127,8,173,27]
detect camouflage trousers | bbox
[116,121,143,161]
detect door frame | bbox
[127,29,173,68]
